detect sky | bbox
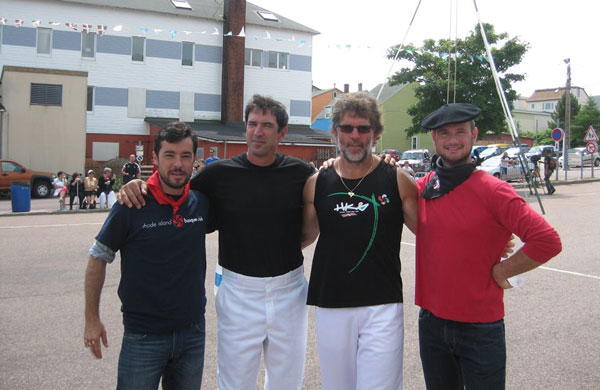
[250,0,599,98]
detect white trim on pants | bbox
[215,265,308,390]
[316,303,404,390]
[98,191,116,209]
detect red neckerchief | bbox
[146,171,189,216]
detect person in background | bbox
[69,172,85,210]
[122,154,141,184]
[97,168,116,209]
[53,171,68,211]
[84,170,98,209]
[205,149,220,164]
[400,160,415,177]
[543,149,556,195]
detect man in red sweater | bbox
[416,103,562,389]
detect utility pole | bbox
[563,58,571,179]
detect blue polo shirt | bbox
[95,190,212,334]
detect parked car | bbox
[0,159,55,198]
[398,149,431,173]
[478,145,509,161]
[505,146,530,157]
[380,149,402,160]
[558,148,600,167]
[525,145,557,161]
[477,155,533,181]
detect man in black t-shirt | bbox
[302,92,418,389]
[122,154,141,184]
[118,95,313,390]
[84,122,211,388]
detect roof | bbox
[369,83,408,104]
[526,87,587,102]
[145,118,333,145]
[312,88,342,98]
[56,0,319,34]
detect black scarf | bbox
[421,155,476,200]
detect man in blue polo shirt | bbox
[83,121,212,389]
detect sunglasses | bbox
[338,124,372,134]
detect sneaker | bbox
[550,188,556,195]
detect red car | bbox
[0,159,55,198]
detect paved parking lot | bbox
[0,181,598,389]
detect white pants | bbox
[216,265,308,390]
[316,303,404,390]
[98,191,116,209]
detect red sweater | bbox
[416,170,561,322]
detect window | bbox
[411,136,418,149]
[31,83,62,106]
[87,86,95,112]
[268,51,288,70]
[244,48,262,67]
[132,36,145,62]
[257,11,278,21]
[182,42,194,66]
[82,32,96,58]
[324,106,332,118]
[171,0,192,9]
[37,28,52,54]
[531,104,535,109]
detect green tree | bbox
[387,23,528,137]
[534,129,554,146]
[571,100,600,146]
[548,92,581,130]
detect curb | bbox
[510,177,599,189]
[0,207,111,218]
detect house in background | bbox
[0,0,333,173]
[526,86,589,113]
[369,82,427,153]
[311,85,343,123]
[511,95,553,139]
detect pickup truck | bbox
[0,159,55,198]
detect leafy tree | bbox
[571,99,600,146]
[533,129,554,146]
[387,23,528,136]
[548,92,581,130]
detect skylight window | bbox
[171,0,192,10]
[257,11,279,22]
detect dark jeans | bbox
[69,194,83,210]
[117,320,205,390]
[544,171,555,193]
[418,309,506,390]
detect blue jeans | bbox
[117,319,205,390]
[418,309,506,390]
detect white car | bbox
[558,148,600,167]
[477,155,533,181]
[398,149,431,173]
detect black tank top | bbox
[307,160,404,308]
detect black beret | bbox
[421,103,481,130]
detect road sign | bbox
[551,128,564,142]
[586,141,597,154]
[136,155,143,163]
[584,126,599,142]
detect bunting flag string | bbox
[0,16,312,47]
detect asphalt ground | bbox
[0,181,598,389]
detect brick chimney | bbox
[221,0,246,124]
[358,83,363,91]
[344,84,349,93]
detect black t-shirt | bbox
[97,175,115,194]
[95,191,211,333]
[123,162,140,180]
[307,161,405,308]
[190,153,313,277]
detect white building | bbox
[0,0,323,172]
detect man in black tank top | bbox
[302,92,418,390]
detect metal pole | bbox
[580,151,584,179]
[563,59,571,180]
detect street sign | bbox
[551,128,564,142]
[136,155,143,163]
[586,141,597,154]
[584,126,599,142]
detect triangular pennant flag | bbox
[224,31,233,36]
[82,24,93,33]
[265,31,271,40]
[0,17,7,25]
[97,25,107,35]
[113,25,122,32]
[65,22,78,31]
[170,30,177,39]
[15,19,24,27]
[275,37,283,42]
[49,21,60,26]
[154,29,163,35]
[32,20,41,27]
[252,35,259,40]
[237,27,245,37]
[140,27,148,34]
[211,27,219,35]
[289,36,295,42]
[183,30,192,35]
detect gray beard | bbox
[337,135,372,163]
